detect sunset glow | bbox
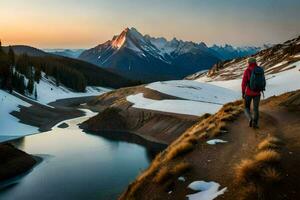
[1,0,300,48]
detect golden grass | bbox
[119,97,245,199]
[172,162,191,175]
[255,150,281,164]
[235,159,260,183]
[153,162,191,184]
[208,122,227,137]
[166,141,194,160]
[220,113,236,122]
[153,166,171,184]
[258,140,278,151]
[235,135,284,200]
[258,137,283,151]
[206,122,216,132]
[239,184,259,200]
[185,135,199,145]
[261,167,282,183]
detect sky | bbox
[1,0,300,48]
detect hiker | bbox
[242,57,266,129]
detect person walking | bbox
[242,57,266,129]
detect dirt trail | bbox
[261,107,300,200]
[148,99,300,200]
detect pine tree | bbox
[27,78,34,94]
[8,46,15,66]
[34,86,38,100]
[34,67,42,83]
[19,75,26,94]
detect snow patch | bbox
[206,139,228,145]
[187,181,227,200]
[35,74,111,104]
[126,93,222,116]
[146,80,239,104]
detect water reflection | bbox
[0,112,152,200]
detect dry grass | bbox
[172,162,191,175]
[120,97,245,199]
[153,166,171,184]
[261,167,282,183]
[258,137,283,151]
[255,150,281,164]
[239,184,259,200]
[235,135,284,200]
[235,159,260,183]
[153,162,191,184]
[220,113,236,122]
[166,141,194,160]
[208,122,227,137]
[185,135,199,145]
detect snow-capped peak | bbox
[110,27,212,57]
[111,28,129,49]
[110,27,149,53]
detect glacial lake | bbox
[0,110,152,200]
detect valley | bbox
[1,26,300,200]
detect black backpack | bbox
[249,66,266,91]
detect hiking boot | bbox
[249,119,253,127]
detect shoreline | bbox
[0,155,43,190]
[83,129,168,153]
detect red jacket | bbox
[241,63,261,96]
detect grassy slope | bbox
[119,90,300,200]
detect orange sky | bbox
[1,0,300,48]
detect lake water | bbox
[0,110,151,200]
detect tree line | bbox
[0,42,87,98]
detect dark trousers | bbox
[244,95,261,126]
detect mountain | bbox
[2,45,49,57]
[186,35,300,81]
[79,27,221,82]
[209,44,263,61]
[0,45,137,91]
[44,49,85,59]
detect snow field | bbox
[0,90,39,142]
[127,80,240,116]
[127,93,222,116]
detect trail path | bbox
[164,102,300,200]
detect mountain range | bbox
[43,49,85,59]
[79,27,262,82]
[186,35,300,81]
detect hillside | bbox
[2,45,48,57]
[28,55,139,89]
[80,80,239,149]
[119,90,300,200]
[1,45,138,91]
[210,44,265,61]
[187,35,300,82]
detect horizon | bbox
[1,0,300,49]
